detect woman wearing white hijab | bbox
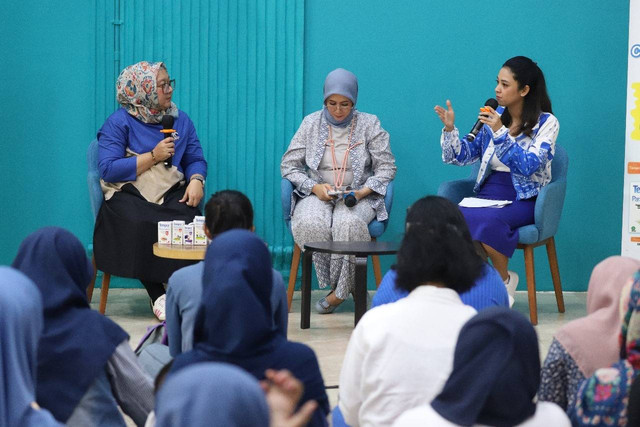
[281,68,396,313]
[0,267,61,426]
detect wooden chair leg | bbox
[523,245,538,325]
[546,237,565,313]
[287,244,301,312]
[88,255,97,303]
[372,255,382,288]
[370,237,382,287]
[99,273,111,315]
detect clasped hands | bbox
[312,183,371,202]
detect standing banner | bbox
[622,0,640,257]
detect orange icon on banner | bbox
[632,82,640,141]
[629,162,640,174]
[631,237,640,243]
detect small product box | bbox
[194,216,205,227]
[172,220,185,245]
[194,224,207,246]
[158,221,172,245]
[183,224,194,245]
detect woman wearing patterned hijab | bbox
[93,61,207,319]
[0,267,61,427]
[281,68,396,313]
[569,270,640,426]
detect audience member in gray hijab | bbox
[281,68,396,313]
[0,267,61,426]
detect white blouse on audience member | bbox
[338,286,476,427]
[392,401,570,427]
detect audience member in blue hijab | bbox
[155,363,269,426]
[0,267,61,426]
[393,307,570,426]
[170,229,330,426]
[12,227,154,426]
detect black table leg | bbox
[301,249,313,329]
[354,256,368,326]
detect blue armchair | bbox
[86,139,205,314]
[86,139,112,314]
[438,146,568,324]
[281,179,394,310]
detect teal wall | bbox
[0,0,631,292]
[303,0,630,291]
[0,1,96,265]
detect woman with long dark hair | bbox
[338,196,484,426]
[434,56,559,304]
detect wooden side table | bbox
[152,243,207,260]
[301,241,399,329]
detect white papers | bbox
[458,197,512,208]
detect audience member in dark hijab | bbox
[12,227,153,426]
[394,307,570,426]
[170,229,330,426]
[0,267,61,426]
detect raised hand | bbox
[434,100,455,131]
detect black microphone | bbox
[161,115,175,168]
[466,98,499,141]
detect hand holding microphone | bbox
[152,137,175,163]
[160,115,176,168]
[476,99,502,134]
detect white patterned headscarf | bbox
[116,61,178,124]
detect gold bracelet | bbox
[150,149,157,164]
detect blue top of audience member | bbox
[12,227,128,422]
[372,264,508,311]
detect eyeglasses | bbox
[158,79,176,94]
[326,102,352,111]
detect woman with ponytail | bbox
[337,196,484,427]
[434,56,559,305]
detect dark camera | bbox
[343,187,357,207]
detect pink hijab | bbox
[555,256,640,377]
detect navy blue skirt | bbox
[460,171,535,258]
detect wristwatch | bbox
[190,176,205,186]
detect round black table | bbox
[301,241,399,328]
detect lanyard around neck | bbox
[327,120,362,190]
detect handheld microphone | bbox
[343,186,357,208]
[160,115,175,168]
[466,98,499,141]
